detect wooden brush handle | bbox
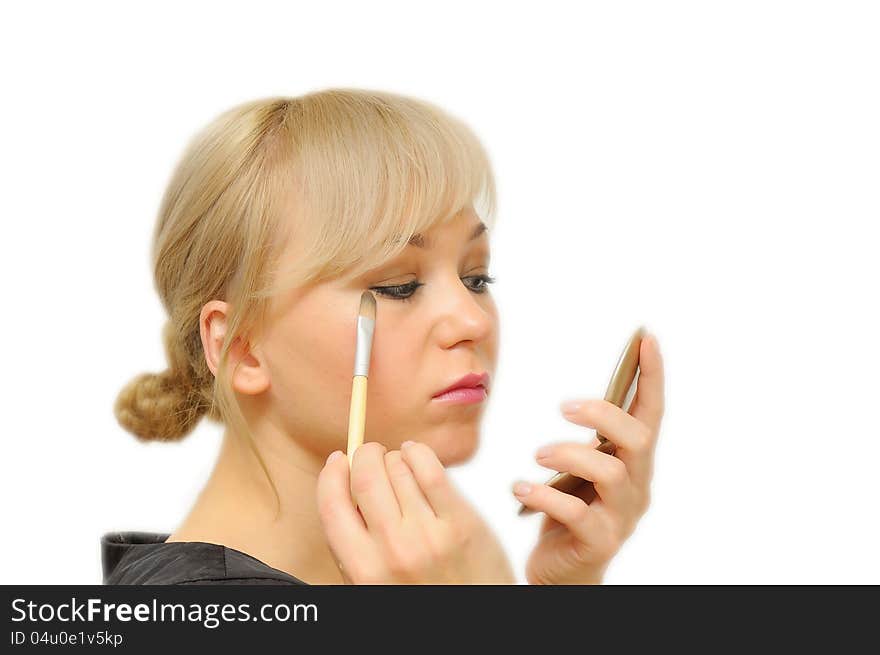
[347,375,368,469]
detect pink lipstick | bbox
[431,372,489,405]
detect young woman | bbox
[104,88,665,585]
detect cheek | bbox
[360,314,426,441]
[486,302,500,365]
[366,318,421,398]
[263,304,356,442]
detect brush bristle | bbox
[358,291,376,320]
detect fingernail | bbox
[326,450,343,464]
[535,446,553,460]
[512,481,532,496]
[401,440,415,449]
[560,399,583,415]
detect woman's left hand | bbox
[514,332,665,585]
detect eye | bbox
[464,274,496,294]
[369,275,496,302]
[369,281,424,302]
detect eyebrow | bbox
[406,221,488,249]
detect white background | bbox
[2,1,878,584]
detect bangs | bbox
[268,88,497,294]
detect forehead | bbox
[277,205,492,298]
[406,206,488,249]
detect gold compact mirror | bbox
[518,325,645,515]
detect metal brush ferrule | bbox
[353,315,375,377]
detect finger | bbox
[316,449,373,568]
[512,481,602,544]
[560,399,655,485]
[384,450,436,519]
[628,332,665,430]
[399,441,463,519]
[350,441,402,533]
[535,441,635,513]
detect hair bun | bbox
[113,369,207,442]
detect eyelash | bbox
[370,274,496,302]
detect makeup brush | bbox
[347,291,376,470]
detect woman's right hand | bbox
[316,440,515,584]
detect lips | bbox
[432,372,490,398]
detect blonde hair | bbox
[113,88,497,513]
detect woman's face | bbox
[253,206,498,466]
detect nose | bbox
[432,274,495,349]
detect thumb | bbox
[628,331,665,429]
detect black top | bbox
[100,531,308,585]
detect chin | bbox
[428,429,480,467]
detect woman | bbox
[104,88,665,585]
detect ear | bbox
[199,300,270,395]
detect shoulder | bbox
[101,531,308,585]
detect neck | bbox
[167,426,345,585]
